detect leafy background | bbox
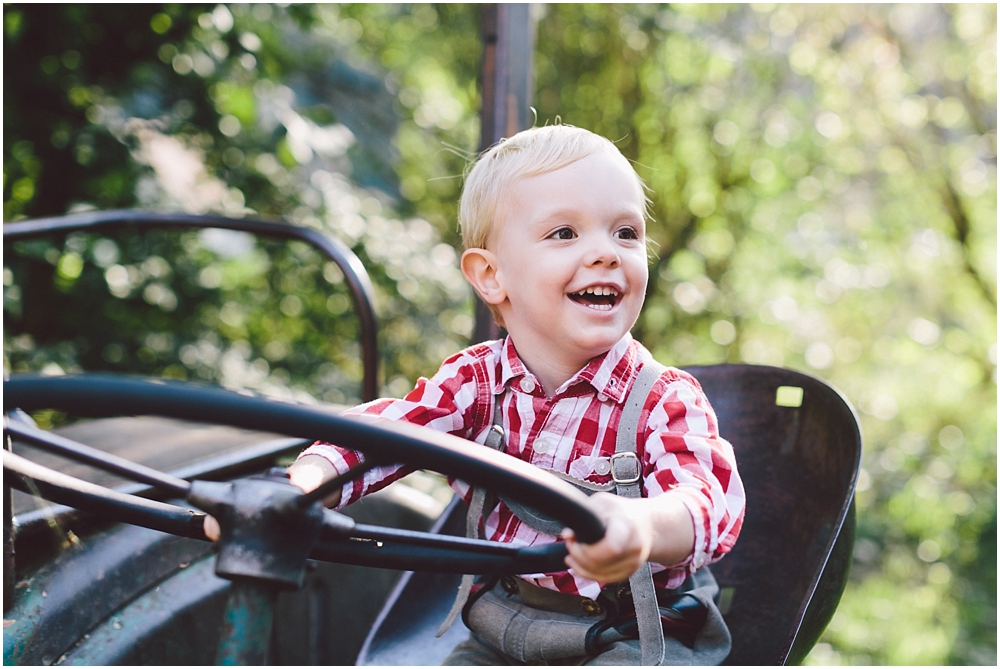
[3,4,995,664]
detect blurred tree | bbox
[3,3,476,402]
[3,3,996,666]
[531,6,996,665]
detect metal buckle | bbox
[610,452,641,485]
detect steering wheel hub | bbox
[189,471,325,590]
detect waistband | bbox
[499,576,667,619]
[500,576,606,617]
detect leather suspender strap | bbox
[436,419,505,637]
[616,360,667,666]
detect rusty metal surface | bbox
[56,555,229,666]
[215,580,279,665]
[2,523,214,666]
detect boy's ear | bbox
[461,248,506,306]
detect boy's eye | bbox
[550,227,576,240]
[616,227,640,240]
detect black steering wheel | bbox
[4,374,605,582]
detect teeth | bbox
[570,286,620,311]
[581,286,619,296]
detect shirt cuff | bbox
[666,487,713,572]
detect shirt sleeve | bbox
[641,372,745,584]
[296,347,487,508]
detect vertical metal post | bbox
[473,3,536,343]
[215,580,279,665]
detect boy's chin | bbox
[565,330,631,359]
[509,328,619,357]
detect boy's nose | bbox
[585,237,621,267]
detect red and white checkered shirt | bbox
[300,333,744,598]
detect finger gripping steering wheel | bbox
[4,374,605,580]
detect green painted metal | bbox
[3,523,214,666]
[58,556,229,665]
[3,579,47,666]
[215,580,279,665]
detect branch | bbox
[940,179,997,309]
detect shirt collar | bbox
[495,333,640,403]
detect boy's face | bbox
[477,151,649,376]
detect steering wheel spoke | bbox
[3,448,207,540]
[5,418,192,497]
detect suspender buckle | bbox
[611,452,641,485]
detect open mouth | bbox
[568,286,620,311]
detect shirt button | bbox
[596,392,608,402]
[534,438,553,455]
[594,458,611,475]
[519,378,536,394]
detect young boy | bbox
[280,125,743,664]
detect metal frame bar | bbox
[6,420,192,496]
[3,209,380,402]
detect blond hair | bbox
[458,124,649,326]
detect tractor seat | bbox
[357,364,862,666]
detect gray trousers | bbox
[443,632,644,666]
[440,568,730,666]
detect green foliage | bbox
[537,10,997,662]
[3,3,996,665]
[3,3,473,401]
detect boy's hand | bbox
[202,455,341,542]
[562,492,652,583]
[561,491,696,583]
